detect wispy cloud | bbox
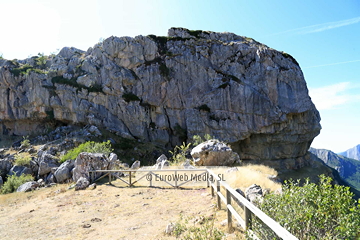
[309,82,360,110]
[268,16,360,36]
[303,59,360,69]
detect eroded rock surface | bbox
[0,27,321,163]
[191,139,240,166]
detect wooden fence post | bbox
[245,206,252,231]
[129,171,132,187]
[226,188,232,232]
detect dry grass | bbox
[211,165,282,193]
[0,181,244,240]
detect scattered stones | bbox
[82,224,91,228]
[75,177,90,191]
[131,160,140,169]
[226,167,238,173]
[91,218,102,222]
[165,223,174,235]
[220,219,228,226]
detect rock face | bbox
[191,139,240,166]
[339,144,360,161]
[0,27,320,163]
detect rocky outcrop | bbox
[0,27,320,163]
[72,152,111,182]
[339,144,360,161]
[191,139,240,166]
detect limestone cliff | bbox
[0,28,321,163]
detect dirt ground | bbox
[0,180,244,240]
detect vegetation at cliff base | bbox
[60,140,113,163]
[257,175,360,240]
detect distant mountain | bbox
[309,147,360,191]
[338,144,360,161]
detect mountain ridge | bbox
[338,144,360,161]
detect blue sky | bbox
[0,0,359,153]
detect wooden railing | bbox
[207,169,298,240]
[89,168,298,240]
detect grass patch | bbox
[214,164,281,192]
[14,153,32,166]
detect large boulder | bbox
[54,160,74,183]
[72,152,110,182]
[9,165,32,177]
[191,139,240,166]
[37,152,60,176]
[0,27,320,166]
[17,181,39,192]
[245,184,263,204]
[0,176,3,187]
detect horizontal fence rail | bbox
[88,168,298,240]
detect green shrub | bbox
[1,174,34,194]
[20,136,30,148]
[257,175,360,240]
[60,140,113,163]
[35,53,47,69]
[10,64,33,77]
[169,142,192,166]
[192,134,212,146]
[14,153,32,166]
